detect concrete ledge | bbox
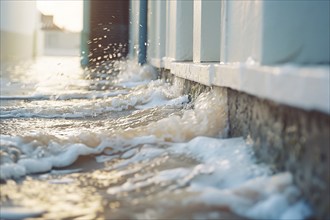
[162,57,175,70]
[164,61,330,114]
[215,64,330,114]
[149,58,163,69]
[171,62,214,86]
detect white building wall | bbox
[0,1,37,35]
[220,1,263,63]
[220,1,330,65]
[43,31,81,56]
[148,0,166,67]
[163,0,193,69]
[261,1,330,65]
[129,0,329,114]
[193,0,220,63]
[0,1,38,61]
[147,0,157,61]
[129,0,140,59]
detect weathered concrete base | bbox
[160,69,330,219]
[227,89,330,220]
[159,69,211,100]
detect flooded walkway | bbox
[0,57,312,219]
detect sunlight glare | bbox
[36,0,83,32]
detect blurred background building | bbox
[40,14,80,56]
[0,1,38,61]
[0,0,81,62]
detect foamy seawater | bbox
[0,57,312,219]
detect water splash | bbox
[0,57,312,219]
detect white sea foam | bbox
[0,86,225,180]
[0,80,186,119]
[185,173,312,220]
[103,136,311,220]
[0,90,128,101]
[114,62,158,87]
[0,206,46,220]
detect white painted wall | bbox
[44,31,80,56]
[193,0,220,63]
[147,0,166,67]
[129,0,140,59]
[0,0,37,35]
[147,0,157,60]
[220,1,263,64]
[129,0,329,113]
[163,0,193,69]
[220,1,330,65]
[261,1,330,65]
[0,1,38,61]
[154,1,166,64]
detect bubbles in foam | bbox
[0,57,313,219]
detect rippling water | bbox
[0,57,312,219]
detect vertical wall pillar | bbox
[138,0,147,65]
[163,0,193,69]
[147,0,166,68]
[129,0,139,59]
[155,0,166,66]
[220,1,263,63]
[80,0,90,67]
[147,0,156,61]
[220,1,329,65]
[193,0,220,63]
